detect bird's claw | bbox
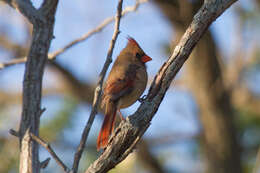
[138,95,147,102]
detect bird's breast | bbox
[118,66,148,109]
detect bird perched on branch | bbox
[97,37,152,150]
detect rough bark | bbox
[153,0,242,172]
[3,0,60,172]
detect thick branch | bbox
[85,0,238,172]
[18,0,59,172]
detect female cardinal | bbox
[97,37,152,150]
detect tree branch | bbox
[17,0,59,172]
[40,158,51,169]
[85,0,238,172]
[0,0,148,70]
[1,0,45,24]
[49,0,148,60]
[30,133,71,173]
[72,0,123,172]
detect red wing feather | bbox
[104,64,140,101]
[104,78,134,101]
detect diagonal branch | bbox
[0,0,148,70]
[30,133,71,173]
[72,0,123,172]
[49,0,148,59]
[0,57,27,69]
[85,0,238,172]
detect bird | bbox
[97,37,152,150]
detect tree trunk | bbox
[18,1,59,172]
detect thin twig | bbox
[30,133,71,173]
[71,0,123,172]
[0,0,148,70]
[40,158,51,169]
[0,57,27,69]
[49,0,147,59]
[9,129,20,137]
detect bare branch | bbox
[72,1,124,172]
[0,57,27,69]
[39,108,46,117]
[30,133,70,173]
[0,0,148,70]
[1,0,44,24]
[39,0,60,14]
[49,0,147,59]
[17,0,59,172]
[9,129,20,137]
[85,0,238,172]
[40,158,51,169]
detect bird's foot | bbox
[138,94,147,103]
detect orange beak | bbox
[141,55,152,63]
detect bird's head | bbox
[124,36,152,64]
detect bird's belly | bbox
[118,71,147,109]
[118,87,144,108]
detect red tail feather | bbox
[97,101,117,151]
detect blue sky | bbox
[0,0,254,172]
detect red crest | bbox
[127,36,140,47]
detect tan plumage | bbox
[97,37,152,150]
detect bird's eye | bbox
[136,53,141,59]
